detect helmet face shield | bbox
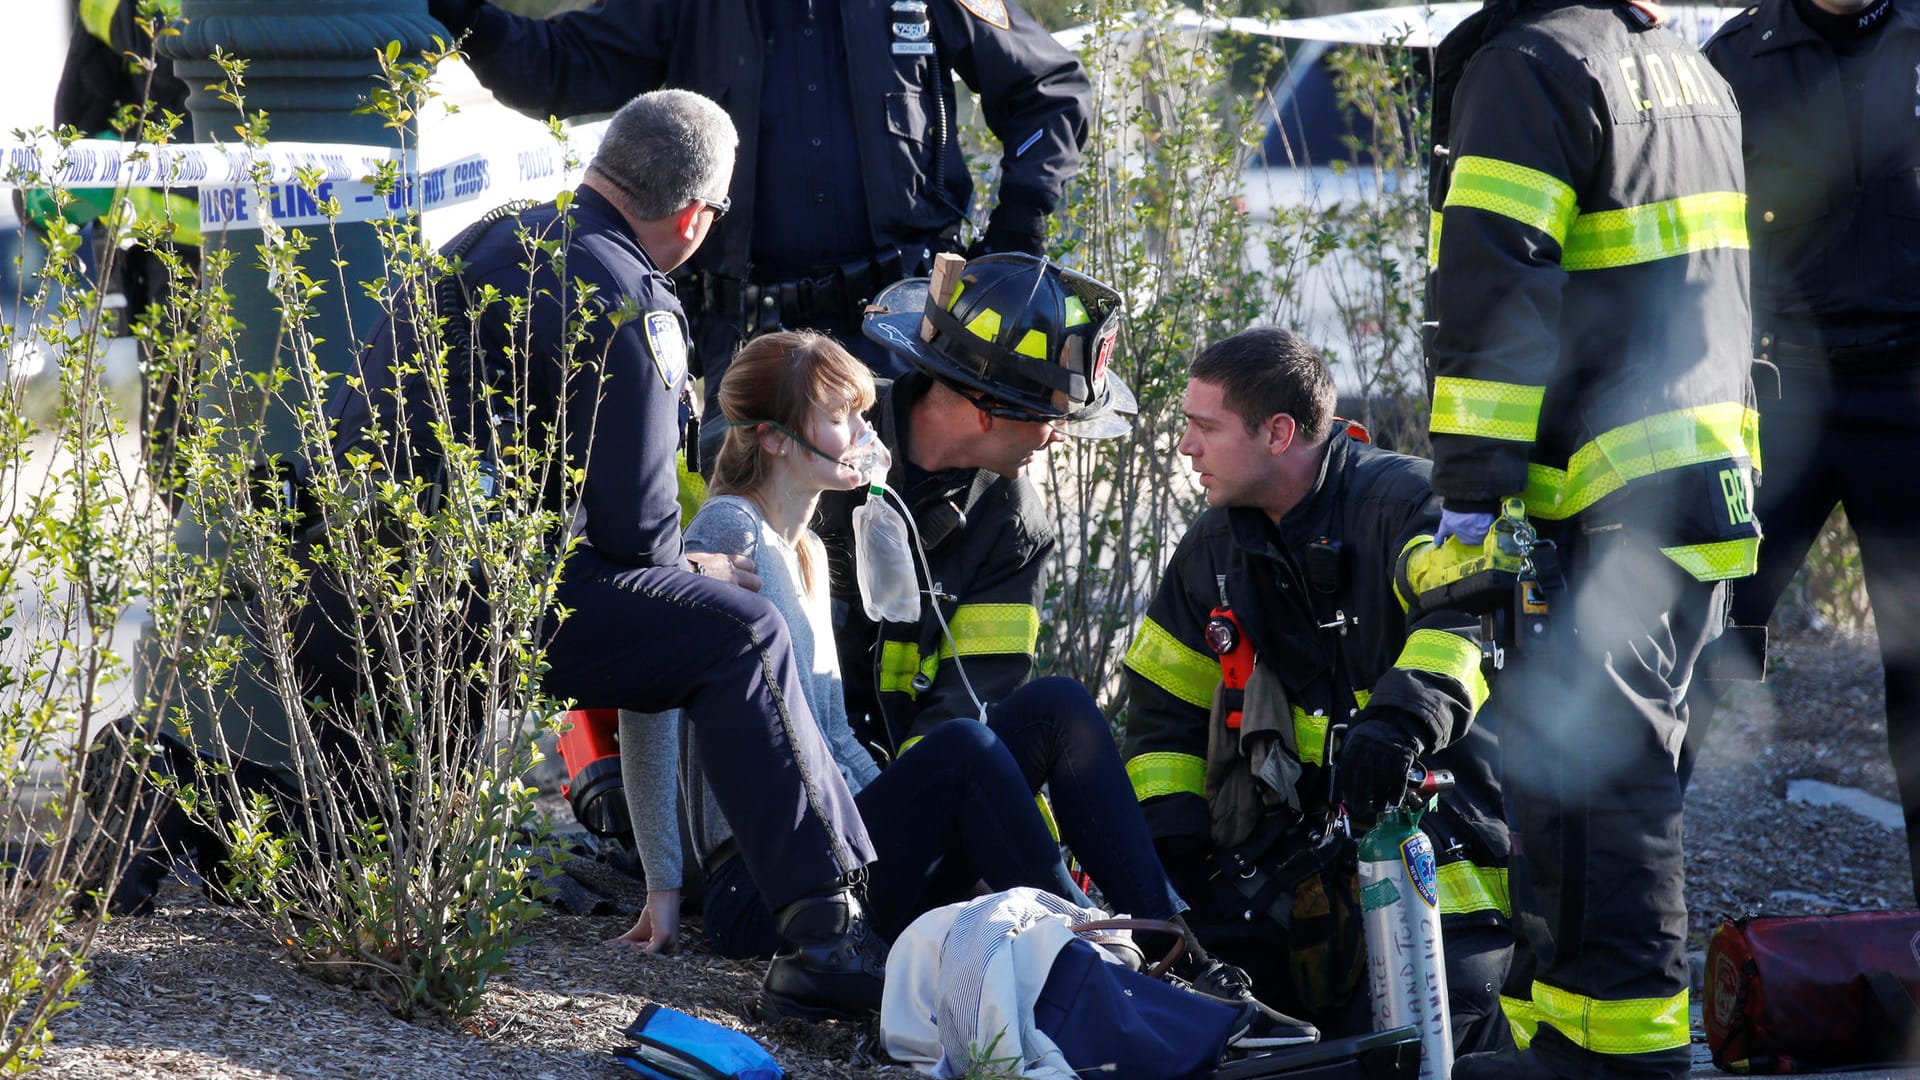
[863,254,1135,439]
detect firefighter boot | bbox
[756,880,888,1021]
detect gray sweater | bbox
[619,495,880,890]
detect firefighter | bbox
[823,254,1135,755]
[425,0,1090,466]
[1426,0,1759,1075]
[1122,326,1513,1050]
[1690,0,1920,906]
[303,91,887,1022]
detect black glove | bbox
[1335,709,1426,824]
[967,200,1047,257]
[428,0,486,36]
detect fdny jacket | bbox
[1122,432,1510,926]
[454,0,1089,282]
[1705,0,1920,361]
[333,187,693,568]
[816,371,1052,754]
[1427,0,1760,580]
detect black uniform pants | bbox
[287,545,876,913]
[544,547,875,911]
[1680,360,1920,906]
[1500,529,1723,1079]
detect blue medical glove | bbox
[1434,508,1495,548]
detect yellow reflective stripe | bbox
[1064,296,1089,327]
[1428,208,1443,268]
[1124,617,1220,710]
[1430,377,1545,443]
[880,640,924,698]
[80,0,118,43]
[1563,191,1748,271]
[1014,329,1048,359]
[1660,538,1760,582]
[128,189,201,246]
[966,308,1002,341]
[1503,994,1539,1050]
[1393,537,1428,613]
[899,735,924,755]
[1395,629,1489,714]
[1435,861,1510,917]
[1353,689,1371,710]
[935,604,1040,661]
[1034,792,1061,843]
[1292,707,1331,767]
[1127,752,1205,801]
[1445,156,1578,245]
[1532,982,1690,1056]
[1521,403,1758,521]
[82,0,181,44]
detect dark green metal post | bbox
[148,0,441,768]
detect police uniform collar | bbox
[1749,0,1837,53]
[570,184,661,271]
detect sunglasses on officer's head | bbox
[698,195,731,221]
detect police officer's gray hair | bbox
[589,89,737,222]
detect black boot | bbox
[1178,956,1320,1050]
[756,881,888,1022]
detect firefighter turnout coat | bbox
[1426,0,1760,576]
[817,371,1053,755]
[1425,3,1757,1069]
[1123,432,1510,938]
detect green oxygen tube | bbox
[1357,768,1455,1080]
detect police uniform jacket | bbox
[1427,0,1761,580]
[335,187,693,569]
[458,0,1089,282]
[1122,432,1511,929]
[816,371,1052,755]
[1705,0,1920,362]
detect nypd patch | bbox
[954,0,1010,29]
[644,310,688,389]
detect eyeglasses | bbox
[698,195,731,221]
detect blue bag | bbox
[1031,938,1242,1080]
[614,1004,784,1080]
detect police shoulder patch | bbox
[953,0,1010,30]
[644,310,688,389]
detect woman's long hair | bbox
[709,330,876,594]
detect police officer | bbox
[425,0,1091,465]
[1426,1,1759,1075]
[1693,0,1920,906]
[1122,327,1512,1050]
[307,90,887,1022]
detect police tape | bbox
[0,124,608,232]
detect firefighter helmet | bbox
[862,253,1136,439]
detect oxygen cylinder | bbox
[1358,806,1452,1080]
